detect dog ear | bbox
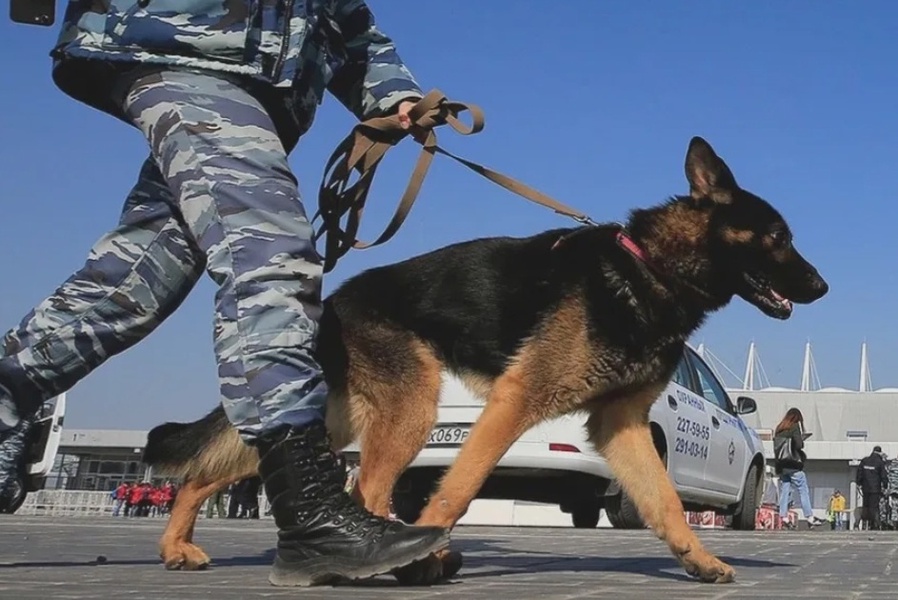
[685,136,738,201]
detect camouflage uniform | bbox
[0,0,423,495]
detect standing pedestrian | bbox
[773,408,826,528]
[856,446,888,531]
[111,481,130,517]
[827,489,847,531]
[206,488,226,519]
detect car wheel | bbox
[605,440,667,530]
[0,472,27,514]
[731,465,759,531]
[571,502,601,529]
[605,503,623,529]
[605,489,645,529]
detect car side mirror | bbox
[736,396,757,415]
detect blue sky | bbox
[1,2,896,429]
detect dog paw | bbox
[679,549,735,583]
[161,542,211,571]
[437,548,464,580]
[392,549,463,586]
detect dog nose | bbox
[812,277,829,298]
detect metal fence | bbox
[16,490,273,519]
[17,490,117,517]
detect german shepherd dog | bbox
[143,137,828,584]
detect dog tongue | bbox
[770,288,792,309]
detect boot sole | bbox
[267,531,450,587]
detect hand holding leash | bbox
[395,100,417,130]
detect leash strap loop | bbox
[314,88,592,273]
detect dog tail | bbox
[143,405,257,484]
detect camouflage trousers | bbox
[0,69,329,443]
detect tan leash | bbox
[313,89,596,273]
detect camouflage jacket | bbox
[51,0,422,123]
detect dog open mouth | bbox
[742,273,793,319]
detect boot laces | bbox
[319,454,392,536]
[292,449,393,538]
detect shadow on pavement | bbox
[460,553,795,582]
[0,535,795,588]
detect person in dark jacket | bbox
[239,477,262,519]
[773,408,825,528]
[0,0,448,586]
[856,445,888,530]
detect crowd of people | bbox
[110,481,178,518]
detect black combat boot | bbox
[257,420,450,586]
[0,382,33,513]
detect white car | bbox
[385,344,766,530]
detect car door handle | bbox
[668,395,677,409]
[711,416,720,429]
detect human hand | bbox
[396,99,418,129]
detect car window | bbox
[687,351,733,413]
[671,355,693,389]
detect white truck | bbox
[385,345,766,530]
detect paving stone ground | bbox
[1,515,897,599]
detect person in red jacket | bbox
[128,482,144,517]
[150,486,165,517]
[158,482,175,516]
[130,482,153,517]
[112,482,130,517]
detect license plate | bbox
[427,425,470,446]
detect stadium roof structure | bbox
[697,340,890,394]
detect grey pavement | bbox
[1,516,897,599]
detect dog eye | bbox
[770,230,792,247]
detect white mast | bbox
[800,339,821,392]
[801,340,810,391]
[859,341,872,392]
[743,341,756,391]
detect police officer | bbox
[856,445,889,530]
[0,0,447,586]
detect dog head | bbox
[681,136,828,319]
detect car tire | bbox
[0,472,27,514]
[571,503,601,529]
[731,465,759,531]
[605,488,645,529]
[605,504,623,529]
[606,440,667,530]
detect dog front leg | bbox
[586,386,735,584]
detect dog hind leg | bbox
[344,337,463,586]
[159,469,259,570]
[586,386,736,584]
[353,342,441,520]
[393,365,538,584]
